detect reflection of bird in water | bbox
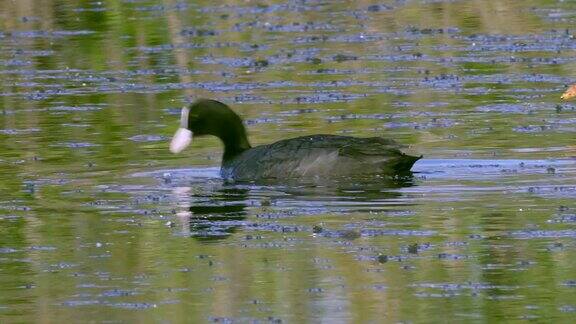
[561,85,576,100]
[187,188,248,241]
[177,178,417,241]
[170,99,421,182]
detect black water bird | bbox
[170,99,421,182]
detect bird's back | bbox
[221,135,420,182]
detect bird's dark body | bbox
[221,134,420,181]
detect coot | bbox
[170,99,421,182]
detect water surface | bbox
[1,0,576,322]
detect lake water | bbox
[1,0,576,322]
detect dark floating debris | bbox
[407,243,419,254]
[366,4,393,12]
[333,54,358,62]
[180,28,218,37]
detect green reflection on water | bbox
[1,0,576,322]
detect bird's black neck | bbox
[220,123,251,162]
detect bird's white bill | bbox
[170,128,193,153]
